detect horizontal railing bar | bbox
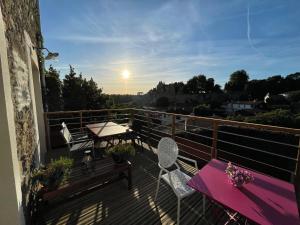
[132,118,148,124]
[179,149,210,162]
[45,108,132,115]
[81,114,129,119]
[218,129,298,148]
[140,125,171,136]
[148,131,168,139]
[47,117,81,121]
[82,118,130,124]
[134,114,162,121]
[175,127,213,140]
[148,136,160,143]
[176,142,211,157]
[217,157,292,179]
[218,149,296,175]
[218,139,297,161]
[179,121,214,131]
[175,135,212,150]
[48,122,80,127]
[145,120,171,129]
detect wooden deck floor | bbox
[38,149,248,225]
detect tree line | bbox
[45,65,105,111]
[148,69,300,101]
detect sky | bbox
[40,0,300,94]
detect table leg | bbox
[128,163,132,190]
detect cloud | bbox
[55,35,133,44]
[246,3,266,57]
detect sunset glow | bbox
[122,70,130,80]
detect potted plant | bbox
[106,143,135,164]
[32,157,73,191]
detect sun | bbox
[122,69,130,80]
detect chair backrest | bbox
[157,137,179,168]
[60,122,72,144]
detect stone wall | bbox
[0,0,42,222]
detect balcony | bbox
[38,108,300,224]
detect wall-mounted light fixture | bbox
[33,47,59,60]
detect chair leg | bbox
[92,142,95,159]
[177,197,181,225]
[154,170,162,201]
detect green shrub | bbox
[245,109,294,127]
[32,157,73,190]
[156,96,170,107]
[193,104,212,116]
[106,143,135,157]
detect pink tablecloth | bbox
[187,159,300,225]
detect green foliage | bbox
[156,96,170,107]
[228,109,300,128]
[225,70,249,93]
[193,104,212,116]
[245,109,295,127]
[62,65,105,110]
[106,143,136,157]
[287,90,300,102]
[32,157,73,190]
[45,65,63,111]
[185,75,216,94]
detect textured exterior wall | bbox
[1,0,41,169]
[0,0,42,223]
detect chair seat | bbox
[70,140,93,152]
[161,169,195,198]
[73,134,89,141]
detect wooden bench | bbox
[42,157,132,202]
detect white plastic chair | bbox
[155,137,198,225]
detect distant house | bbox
[137,91,144,96]
[223,101,258,114]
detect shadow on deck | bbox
[38,147,247,225]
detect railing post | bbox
[171,114,176,139]
[80,111,83,132]
[211,120,219,159]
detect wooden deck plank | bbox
[38,150,248,225]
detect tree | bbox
[193,104,212,116]
[246,79,268,100]
[186,75,207,94]
[82,78,104,109]
[62,65,105,110]
[265,75,284,95]
[156,96,169,108]
[285,72,300,92]
[45,65,63,111]
[225,70,249,92]
[62,65,84,110]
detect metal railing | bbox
[44,108,300,183]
